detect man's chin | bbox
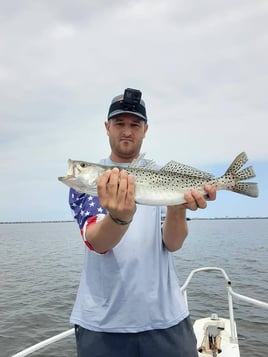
[117,147,137,159]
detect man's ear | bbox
[143,123,148,138]
[105,121,110,136]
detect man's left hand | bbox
[183,184,216,211]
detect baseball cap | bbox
[107,88,147,122]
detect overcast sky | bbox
[0,0,267,221]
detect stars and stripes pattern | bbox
[69,188,107,250]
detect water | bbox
[0,219,267,357]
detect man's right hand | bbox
[98,168,136,223]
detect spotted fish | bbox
[58,152,258,205]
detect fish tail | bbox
[224,152,259,198]
[232,182,259,197]
[225,152,248,174]
[233,165,256,180]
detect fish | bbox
[58,152,259,206]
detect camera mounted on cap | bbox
[123,88,142,110]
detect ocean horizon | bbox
[1,216,268,224]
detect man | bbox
[69,88,216,357]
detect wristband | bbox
[109,212,132,225]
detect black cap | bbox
[107,88,147,122]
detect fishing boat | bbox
[11,267,268,357]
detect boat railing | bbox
[180,266,268,343]
[11,329,74,357]
[11,266,268,357]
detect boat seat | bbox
[198,324,223,355]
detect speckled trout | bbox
[58,152,258,205]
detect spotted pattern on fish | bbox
[58,152,259,206]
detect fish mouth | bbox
[58,175,75,182]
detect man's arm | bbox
[162,185,216,252]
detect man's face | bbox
[105,114,148,162]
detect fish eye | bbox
[80,162,87,168]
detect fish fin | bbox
[130,153,146,167]
[232,182,259,198]
[233,166,256,181]
[224,152,256,181]
[142,160,158,169]
[225,152,248,174]
[160,161,215,179]
[129,153,157,169]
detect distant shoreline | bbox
[0,217,267,224]
[0,220,75,224]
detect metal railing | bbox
[11,328,74,357]
[11,267,268,357]
[180,266,268,342]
